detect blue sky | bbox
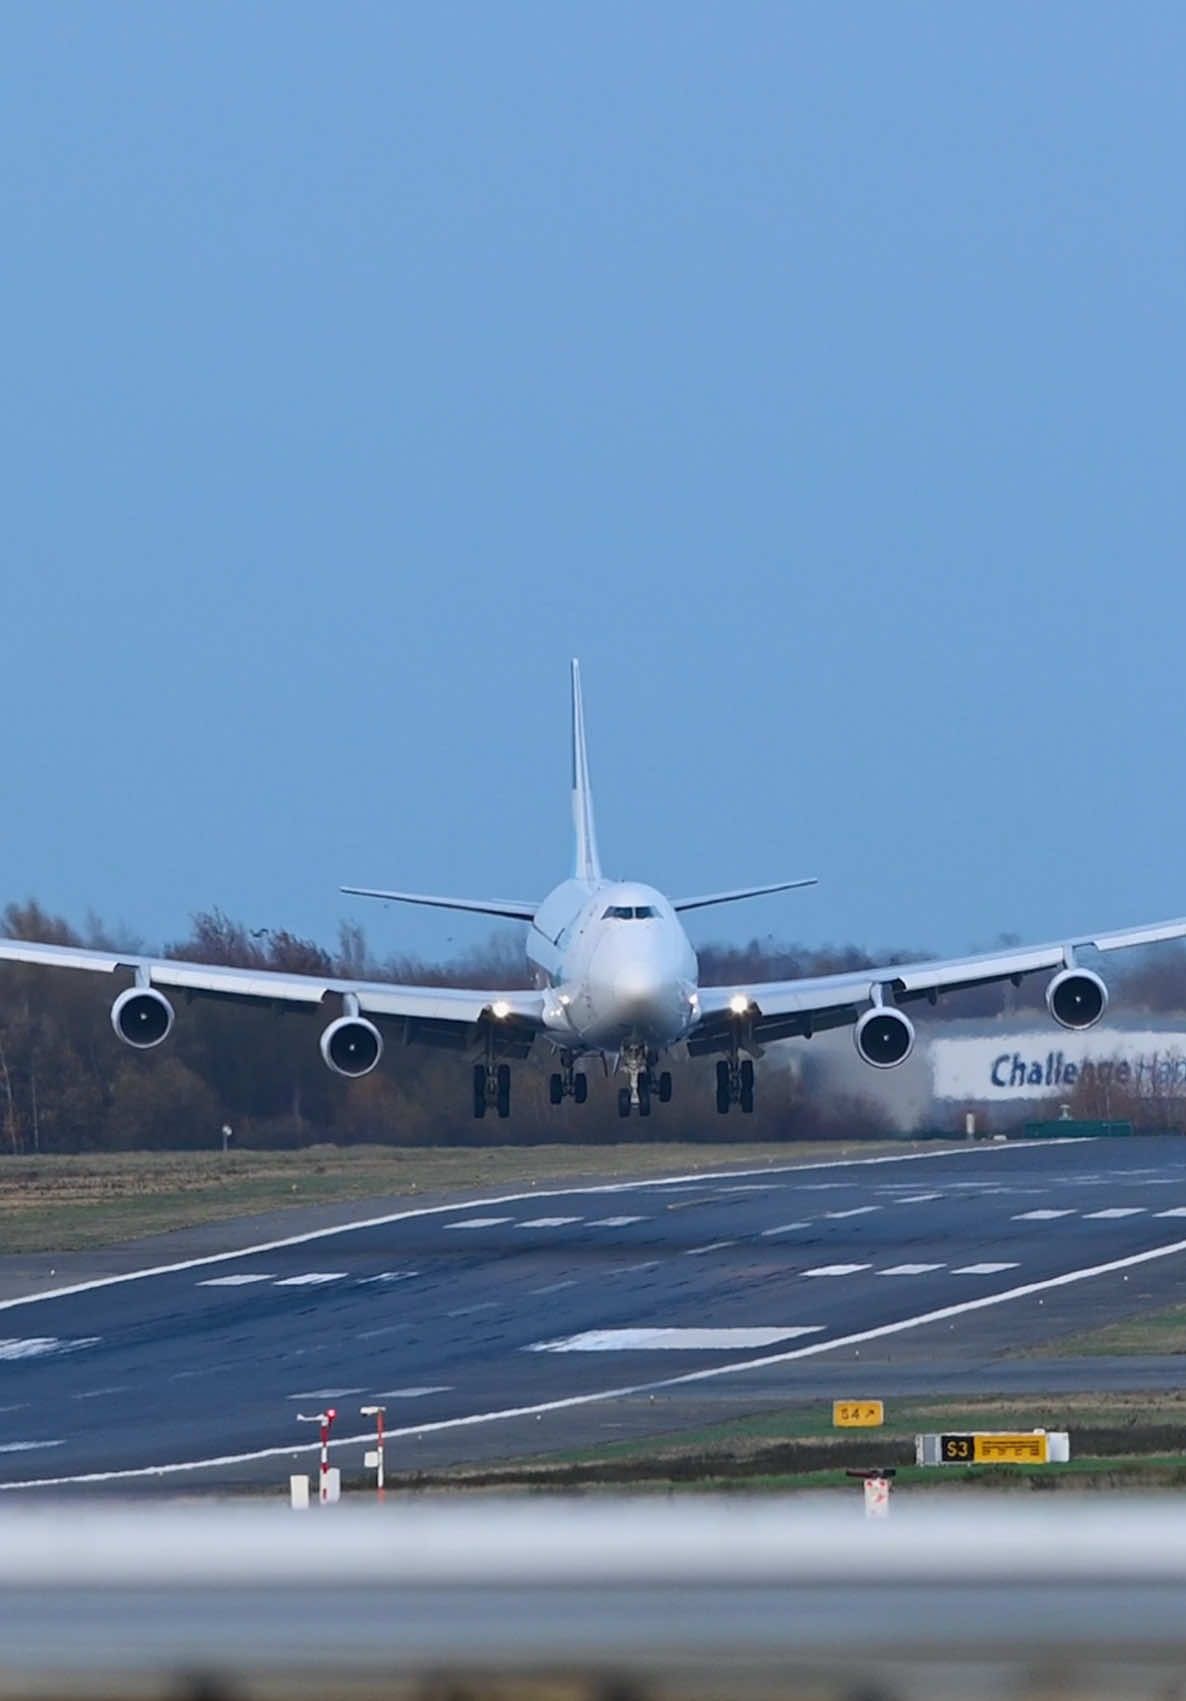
[2,3,1183,966]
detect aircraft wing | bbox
[688,914,1186,1055]
[0,937,545,1056]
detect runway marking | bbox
[896,1193,942,1203]
[198,1274,275,1287]
[588,1216,646,1227]
[528,1327,825,1353]
[444,1218,514,1231]
[1155,1208,1186,1217]
[684,1241,737,1256]
[273,1273,347,1287]
[0,1338,99,1361]
[517,1217,583,1229]
[447,1302,498,1318]
[9,1227,1178,1494]
[372,1386,452,1399]
[953,1262,1019,1274]
[1084,1208,1147,1219]
[802,1264,870,1277]
[357,1271,420,1284]
[528,1279,579,1295]
[0,1441,64,1454]
[1012,1209,1075,1220]
[607,1261,660,1276]
[824,1206,880,1219]
[286,1388,364,1401]
[0,1138,1089,1317]
[760,1222,812,1237]
[878,1264,944,1276]
[73,1386,133,1401]
[356,1323,414,1341]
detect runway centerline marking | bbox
[273,1273,347,1287]
[444,1218,514,1231]
[588,1216,646,1228]
[1156,1208,1186,1217]
[878,1264,944,1276]
[1012,1209,1075,1220]
[372,1386,452,1399]
[761,1222,812,1237]
[824,1207,880,1219]
[0,1138,1093,1318]
[895,1194,942,1204]
[9,1229,1182,1493]
[198,1274,275,1287]
[684,1241,737,1256]
[528,1327,825,1353]
[1084,1208,1147,1219]
[528,1279,578,1295]
[518,1217,582,1229]
[286,1388,364,1401]
[952,1262,1019,1274]
[802,1264,870,1277]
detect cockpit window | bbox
[633,905,657,919]
[602,905,634,920]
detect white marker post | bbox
[360,1404,386,1498]
[846,1467,895,1517]
[297,1408,338,1504]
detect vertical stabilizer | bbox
[570,659,602,882]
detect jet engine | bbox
[1046,967,1107,1031]
[319,1015,383,1077]
[853,1005,915,1069]
[111,986,175,1049]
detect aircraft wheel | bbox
[549,1072,564,1106]
[496,1063,511,1119]
[618,1087,632,1118]
[658,1071,673,1104]
[573,1072,588,1104]
[637,1072,652,1117]
[472,1063,487,1120]
[739,1058,755,1115]
[715,1059,731,1115]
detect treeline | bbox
[0,899,1182,1153]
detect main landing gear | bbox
[473,1061,511,1119]
[715,1056,755,1115]
[617,1046,673,1118]
[549,1054,589,1106]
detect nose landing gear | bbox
[549,1054,589,1106]
[616,1048,674,1117]
[473,1059,512,1119]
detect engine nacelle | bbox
[111,986,175,1049]
[319,1015,383,1078]
[853,1005,915,1069]
[1046,967,1108,1031]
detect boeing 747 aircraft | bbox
[1,662,1185,1119]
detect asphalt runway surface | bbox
[4,1134,1186,1491]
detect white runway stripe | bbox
[198,1273,274,1287]
[802,1264,870,1277]
[1012,1209,1075,1220]
[684,1241,737,1256]
[518,1217,582,1229]
[1084,1208,1147,1219]
[896,1193,942,1203]
[286,1388,364,1401]
[824,1206,880,1219]
[372,1386,452,1399]
[357,1271,419,1284]
[761,1222,811,1237]
[588,1216,646,1227]
[1156,1207,1186,1217]
[528,1327,825,1353]
[274,1273,347,1287]
[952,1262,1019,1274]
[444,1217,513,1230]
[878,1263,944,1276]
[0,1338,99,1360]
[0,1440,64,1454]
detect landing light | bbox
[730,994,750,1016]
[491,1000,511,1020]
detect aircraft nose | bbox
[588,934,674,1034]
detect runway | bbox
[4,1135,1186,1490]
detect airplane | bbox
[1,659,1184,1121]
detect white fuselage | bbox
[528,878,699,1054]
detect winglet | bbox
[571,659,602,882]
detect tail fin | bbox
[571,659,602,882]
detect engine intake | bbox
[1046,967,1107,1031]
[111,986,175,1049]
[320,1015,383,1078]
[854,1005,915,1069]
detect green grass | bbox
[1026,1301,1186,1357]
[0,1138,927,1253]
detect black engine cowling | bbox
[111,986,175,1049]
[853,1006,915,1069]
[1046,967,1107,1031]
[319,1016,383,1077]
